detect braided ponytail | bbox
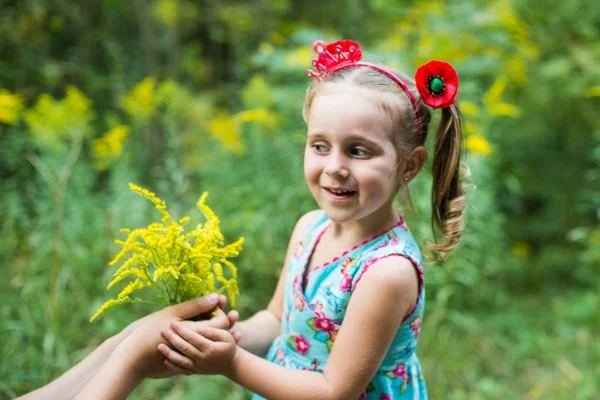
[425,104,468,261]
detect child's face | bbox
[304,90,402,225]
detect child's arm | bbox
[224,210,323,356]
[160,255,419,400]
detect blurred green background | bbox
[1,0,599,399]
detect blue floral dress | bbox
[252,211,428,400]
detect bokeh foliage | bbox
[1,0,599,399]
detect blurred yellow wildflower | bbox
[0,89,24,125]
[460,101,479,117]
[489,102,520,117]
[121,77,157,120]
[153,0,178,26]
[512,241,532,258]
[92,125,130,170]
[242,75,274,109]
[90,184,244,322]
[23,85,94,148]
[93,125,129,157]
[584,86,600,97]
[270,31,285,45]
[284,46,313,69]
[259,42,275,56]
[484,78,520,118]
[465,135,492,157]
[236,108,278,131]
[210,112,244,154]
[465,121,479,135]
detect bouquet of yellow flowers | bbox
[90,183,244,322]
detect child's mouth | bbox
[324,187,357,200]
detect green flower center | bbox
[427,76,446,97]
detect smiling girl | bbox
[157,39,467,400]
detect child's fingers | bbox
[164,358,193,375]
[157,343,196,370]
[231,330,242,343]
[161,327,203,360]
[195,325,232,343]
[202,308,230,330]
[171,321,214,351]
[227,309,239,327]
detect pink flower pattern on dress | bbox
[313,301,325,318]
[339,274,352,292]
[295,294,305,311]
[276,348,284,361]
[294,241,304,258]
[383,363,410,394]
[380,395,392,400]
[329,328,339,343]
[293,274,301,293]
[390,364,408,379]
[314,317,335,331]
[410,316,422,338]
[294,335,310,355]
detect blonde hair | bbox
[302,66,467,262]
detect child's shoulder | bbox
[288,209,325,243]
[294,209,325,232]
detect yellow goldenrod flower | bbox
[121,77,157,120]
[584,86,600,97]
[269,31,285,46]
[484,78,520,118]
[92,125,130,169]
[210,112,244,153]
[259,42,274,56]
[512,241,532,258]
[153,0,178,27]
[484,78,508,107]
[91,184,244,322]
[465,135,492,157]
[284,47,314,69]
[0,89,24,125]
[459,101,479,117]
[465,121,479,135]
[23,86,94,147]
[489,102,520,117]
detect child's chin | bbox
[322,209,356,224]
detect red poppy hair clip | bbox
[414,60,459,109]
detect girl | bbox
[158,39,466,399]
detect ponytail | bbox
[425,104,468,261]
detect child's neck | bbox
[327,207,400,246]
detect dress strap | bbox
[350,224,425,323]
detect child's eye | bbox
[313,144,328,153]
[350,147,370,157]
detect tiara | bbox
[306,39,460,142]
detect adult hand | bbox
[117,293,236,379]
[75,293,234,399]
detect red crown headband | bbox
[306,40,459,143]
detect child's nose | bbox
[323,152,349,178]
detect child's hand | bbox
[158,322,237,376]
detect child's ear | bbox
[401,146,428,184]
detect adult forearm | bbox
[18,334,123,400]
[226,348,339,400]
[235,310,281,356]
[73,347,143,400]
